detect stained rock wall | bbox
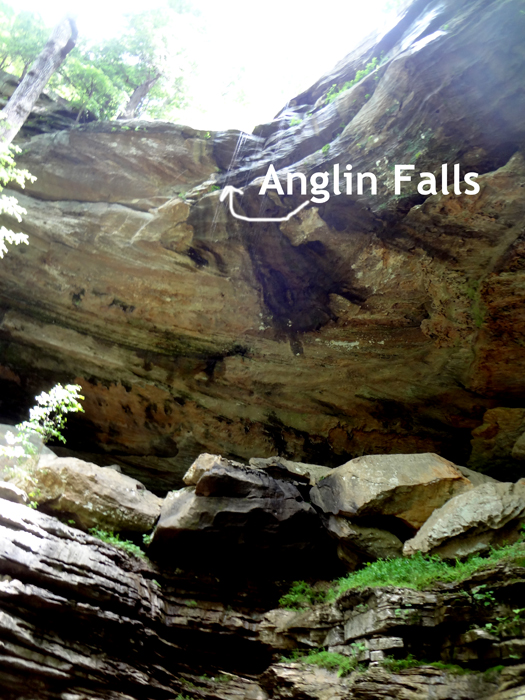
[1,0,525,491]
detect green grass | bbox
[88,527,147,560]
[382,655,472,674]
[281,645,366,677]
[326,543,525,600]
[279,541,525,608]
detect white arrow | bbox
[219,185,310,222]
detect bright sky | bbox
[7,0,399,132]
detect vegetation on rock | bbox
[280,537,525,609]
[0,144,35,257]
[88,527,148,560]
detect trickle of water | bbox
[210,130,249,236]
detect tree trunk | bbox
[118,73,161,120]
[0,16,77,146]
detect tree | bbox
[0,5,47,80]
[0,14,77,145]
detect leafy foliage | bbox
[0,4,197,122]
[0,144,35,258]
[324,57,379,104]
[17,383,85,445]
[0,4,47,79]
[0,383,84,465]
[279,580,329,610]
[88,527,147,560]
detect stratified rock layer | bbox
[1,496,525,699]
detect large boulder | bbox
[0,481,28,505]
[8,454,163,533]
[151,462,337,575]
[403,480,525,559]
[310,453,472,531]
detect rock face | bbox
[469,408,525,481]
[403,480,525,559]
[7,454,163,533]
[1,495,525,700]
[0,0,524,489]
[323,514,404,568]
[310,453,471,530]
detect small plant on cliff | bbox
[324,57,379,105]
[281,644,366,677]
[18,383,85,445]
[88,527,147,560]
[279,580,328,610]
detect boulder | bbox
[403,480,525,559]
[152,464,336,575]
[183,452,245,486]
[249,456,333,486]
[8,454,163,533]
[323,515,403,569]
[512,432,525,461]
[0,481,28,505]
[310,453,472,531]
[455,465,500,487]
[195,462,303,499]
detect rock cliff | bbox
[1,448,525,699]
[0,0,525,490]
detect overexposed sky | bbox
[6,0,399,131]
